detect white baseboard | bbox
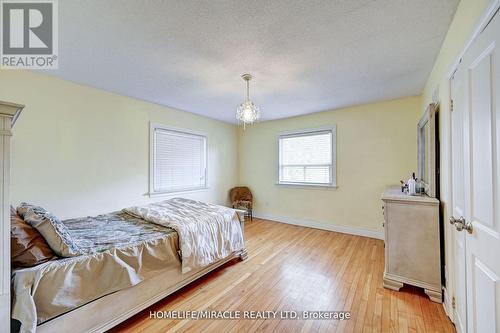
[442,287,455,323]
[253,211,384,240]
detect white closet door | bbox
[451,62,467,333]
[459,10,500,333]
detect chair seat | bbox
[233,200,252,210]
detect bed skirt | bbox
[36,248,247,333]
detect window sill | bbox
[275,182,338,190]
[148,187,209,198]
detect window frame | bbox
[276,126,337,188]
[149,123,208,196]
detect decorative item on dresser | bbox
[381,186,441,303]
[229,186,253,221]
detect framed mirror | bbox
[417,103,437,197]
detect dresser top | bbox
[381,186,439,204]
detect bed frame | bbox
[37,215,247,333]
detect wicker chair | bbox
[229,186,253,221]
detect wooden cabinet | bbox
[381,187,441,303]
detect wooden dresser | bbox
[381,187,441,302]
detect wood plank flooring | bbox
[111,219,455,333]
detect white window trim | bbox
[149,123,208,197]
[276,125,337,188]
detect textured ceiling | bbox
[45,0,459,123]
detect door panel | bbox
[469,48,494,229]
[472,256,498,333]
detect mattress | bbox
[11,211,180,333]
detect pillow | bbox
[17,203,83,257]
[11,206,55,268]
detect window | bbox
[150,124,207,194]
[278,127,336,186]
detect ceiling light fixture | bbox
[236,73,260,128]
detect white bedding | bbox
[124,198,245,273]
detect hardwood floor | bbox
[112,219,455,333]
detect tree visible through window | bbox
[278,128,336,186]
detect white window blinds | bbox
[278,128,336,185]
[152,126,207,193]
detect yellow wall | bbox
[238,96,421,233]
[0,71,239,219]
[422,0,492,107]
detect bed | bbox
[11,198,247,333]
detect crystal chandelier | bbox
[236,74,260,128]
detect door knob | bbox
[449,216,473,234]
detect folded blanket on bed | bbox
[123,198,245,273]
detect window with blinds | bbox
[151,125,207,194]
[278,127,336,186]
